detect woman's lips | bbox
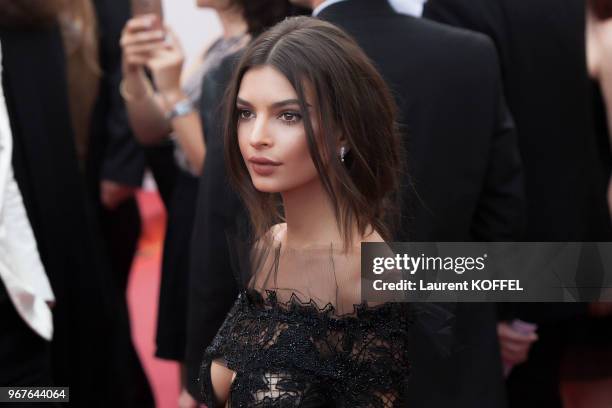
[248,157,281,176]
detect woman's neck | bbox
[281,180,346,248]
[217,7,247,39]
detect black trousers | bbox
[0,280,57,408]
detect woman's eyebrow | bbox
[236,97,311,109]
[236,97,253,107]
[270,99,303,108]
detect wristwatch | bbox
[166,98,195,121]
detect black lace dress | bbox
[196,238,456,407]
[200,288,413,407]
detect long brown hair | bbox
[0,0,66,29]
[224,17,403,247]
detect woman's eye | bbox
[238,109,254,120]
[279,112,302,124]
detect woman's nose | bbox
[249,117,272,149]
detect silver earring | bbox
[340,146,346,163]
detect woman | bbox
[60,0,148,297]
[120,2,292,406]
[198,17,412,406]
[59,0,154,404]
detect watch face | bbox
[168,99,195,120]
[176,100,195,116]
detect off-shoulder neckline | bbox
[241,288,410,320]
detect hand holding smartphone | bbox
[123,0,185,106]
[122,0,166,75]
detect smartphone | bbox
[131,0,164,21]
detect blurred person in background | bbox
[120,1,249,406]
[0,29,55,395]
[60,0,147,296]
[424,0,612,407]
[58,0,154,405]
[559,1,612,407]
[1,0,152,405]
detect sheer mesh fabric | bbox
[199,239,414,407]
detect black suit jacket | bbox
[424,0,612,242]
[423,2,612,405]
[319,1,524,406]
[320,0,524,243]
[423,0,610,336]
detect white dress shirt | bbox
[388,0,427,17]
[0,43,55,341]
[312,0,348,16]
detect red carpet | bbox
[128,190,180,408]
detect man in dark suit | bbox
[290,0,525,406]
[424,0,611,243]
[1,2,152,405]
[423,0,612,406]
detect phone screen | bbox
[131,0,164,20]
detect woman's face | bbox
[236,65,320,194]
